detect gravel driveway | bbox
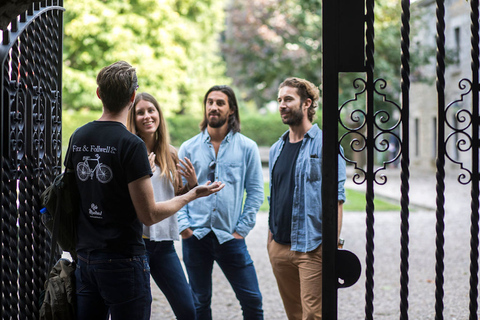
[151,167,476,319]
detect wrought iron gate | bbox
[0,1,64,319]
[322,0,480,318]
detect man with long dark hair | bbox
[178,85,265,319]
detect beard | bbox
[281,106,304,126]
[207,113,229,128]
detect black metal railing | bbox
[1,1,64,319]
[399,0,411,317]
[322,0,480,318]
[467,2,479,320]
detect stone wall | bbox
[410,0,472,172]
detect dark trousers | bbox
[75,252,152,320]
[145,240,196,320]
[182,232,264,320]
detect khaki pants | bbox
[267,240,322,320]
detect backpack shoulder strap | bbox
[46,130,78,275]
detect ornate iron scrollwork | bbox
[339,77,402,186]
[444,78,473,184]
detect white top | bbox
[143,164,179,241]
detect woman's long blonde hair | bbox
[127,92,178,188]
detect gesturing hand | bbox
[177,157,198,188]
[193,181,225,198]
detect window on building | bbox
[454,27,461,64]
[415,118,420,157]
[432,117,437,160]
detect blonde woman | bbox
[127,92,198,319]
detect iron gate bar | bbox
[326,0,480,317]
[1,26,22,320]
[434,0,446,318]
[19,7,37,317]
[399,0,411,318]
[364,0,375,317]
[321,0,341,317]
[468,0,479,318]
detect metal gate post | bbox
[321,0,341,316]
[322,0,365,317]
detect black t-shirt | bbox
[67,121,152,256]
[269,137,302,244]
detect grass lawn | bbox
[259,182,401,212]
[344,188,401,212]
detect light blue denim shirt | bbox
[178,130,264,244]
[269,124,346,252]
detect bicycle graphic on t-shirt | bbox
[77,154,113,183]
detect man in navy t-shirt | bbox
[69,61,224,320]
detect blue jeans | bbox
[145,240,196,320]
[182,232,264,320]
[75,252,152,320]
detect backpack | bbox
[39,132,78,319]
[40,168,79,260]
[40,130,79,260]
[39,258,76,320]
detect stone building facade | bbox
[410,0,473,172]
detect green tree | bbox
[63,0,229,115]
[222,0,437,112]
[222,0,323,108]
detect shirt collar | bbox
[280,123,320,142]
[202,129,234,143]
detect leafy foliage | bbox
[222,0,323,108]
[167,115,202,147]
[222,0,437,113]
[166,111,321,147]
[63,0,229,114]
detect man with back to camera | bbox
[177,85,265,319]
[267,77,346,320]
[66,61,224,320]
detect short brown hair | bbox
[279,77,320,122]
[96,61,138,113]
